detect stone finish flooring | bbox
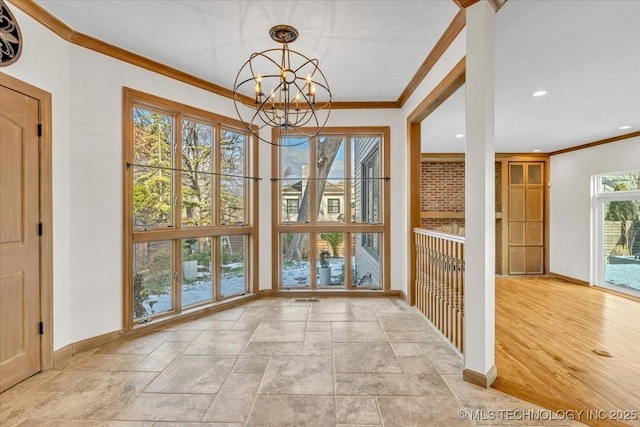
[0,297,584,426]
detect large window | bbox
[124,88,256,329]
[593,169,640,297]
[273,128,390,290]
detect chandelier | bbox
[233,25,331,147]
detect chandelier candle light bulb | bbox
[233,24,332,147]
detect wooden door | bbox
[508,162,544,274]
[0,85,41,392]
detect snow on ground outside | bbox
[605,263,640,292]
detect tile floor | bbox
[0,297,584,426]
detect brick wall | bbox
[420,162,465,213]
[420,160,502,274]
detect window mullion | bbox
[174,113,183,312]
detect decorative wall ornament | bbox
[0,0,22,66]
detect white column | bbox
[464,0,497,387]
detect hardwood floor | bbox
[494,277,640,427]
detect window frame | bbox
[123,88,258,330]
[592,169,640,297]
[327,198,341,214]
[271,127,390,290]
[286,198,299,214]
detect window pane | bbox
[318,233,346,287]
[604,199,640,294]
[281,233,310,287]
[353,232,381,289]
[221,235,246,297]
[220,129,246,225]
[317,137,345,222]
[181,237,213,306]
[182,119,213,227]
[600,171,640,192]
[133,107,174,229]
[133,241,173,319]
[279,138,310,223]
[352,136,380,224]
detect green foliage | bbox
[221,247,244,265]
[320,232,344,257]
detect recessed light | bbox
[455,134,464,138]
[619,125,631,130]
[533,149,541,153]
[532,90,548,97]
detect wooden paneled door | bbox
[508,162,544,274]
[0,85,41,392]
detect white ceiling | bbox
[35,0,640,153]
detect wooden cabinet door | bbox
[508,162,544,274]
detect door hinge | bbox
[38,222,43,236]
[39,321,44,335]
[37,123,42,137]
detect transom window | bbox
[123,88,257,330]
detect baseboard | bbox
[53,344,72,367]
[267,289,403,298]
[51,293,261,366]
[463,365,498,388]
[549,272,590,286]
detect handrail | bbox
[413,227,465,243]
[414,227,465,353]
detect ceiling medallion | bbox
[0,0,23,67]
[233,25,332,147]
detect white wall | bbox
[550,136,640,282]
[3,8,73,349]
[4,10,404,349]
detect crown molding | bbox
[549,131,640,156]
[397,9,465,107]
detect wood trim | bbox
[463,365,497,388]
[421,153,550,162]
[397,9,466,107]
[500,161,509,275]
[421,211,465,219]
[383,127,391,292]
[268,290,404,298]
[52,344,72,367]
[408,60,466,306]
[408,58,466,123]
[453,0,481,9]
[122,88,134,331]
[7,0,73,39]
[548,272,589,287]
[251,128,260,296]
[54,293,261,366]
[408,122,421,306]
[331,101,399,109]
[593,285,640,302]
[122,87,259,330]
[0,72,54,371]
[421,153,465,162]
[9,0,404,110]
[550,131,640,156]
[271,127,391,291]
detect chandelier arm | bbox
[231,25,331,148]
